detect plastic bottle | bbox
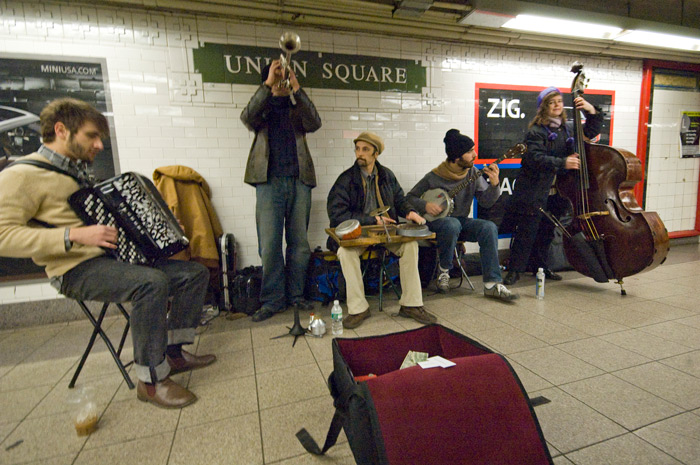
[331,300,343,336]
[535,267,545,300]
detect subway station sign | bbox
[193,43,426,93]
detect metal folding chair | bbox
[68,300,135,390]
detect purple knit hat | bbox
[537,86,561,108]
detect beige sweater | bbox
[0,153,104,278]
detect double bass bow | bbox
[555,62,669,295]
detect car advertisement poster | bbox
[0,54,117,281]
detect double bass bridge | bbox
[576,211,610,220]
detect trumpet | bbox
[278,31,301,90]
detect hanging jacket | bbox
[153,165,223,267]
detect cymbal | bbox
[369,206,390,217]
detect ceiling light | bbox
[614,30,700,51]
[502,14,622,40]
[459,10,514,28]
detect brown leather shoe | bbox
[398,306,437,325]
[344,309,371,329]
[167,349,217,375]
[136,377,197,409]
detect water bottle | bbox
[331,300,343,336]
[535,268,545,300]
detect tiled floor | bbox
[1,243,699,465]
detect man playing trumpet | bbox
[240,57,322,322]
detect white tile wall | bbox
[0,0,680,304]
[646,89,700,233]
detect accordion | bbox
[68,172,189,265]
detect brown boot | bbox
[344,309,371,329]
[137,377,197,409]
[167,349,217,376]
[398,306,437,325]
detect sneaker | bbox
[398,306,437,325]
[484,283,519,302]
[437,270,450,293]
[251,306,283,322]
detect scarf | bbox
[547,117,563,128]
[432,161,469,181]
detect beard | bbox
[456,158,473,169]
[66,136,95,164]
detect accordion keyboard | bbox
[80,191,149,265]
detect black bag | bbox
[215,233,237,311]
[418,245,437,288]
[230,266,262,315]
[362,250,399,294]
[297,325,553,465]
[304,247,343,305]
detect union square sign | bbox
[193,43,426,93]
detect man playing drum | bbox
[327,132,437,329]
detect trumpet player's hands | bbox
[69,225,118,249]
[406,211,427,225]
[425,202,443,216]
[265,60,282,89]
[565,153,580,170]
[482,164,500,186]
[288,68,301,92]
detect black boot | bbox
[543,268,562,281]
[503,271,520,286]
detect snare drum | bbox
[335,219,362,240]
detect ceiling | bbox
[86,0,700,62]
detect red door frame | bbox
[638,60,700,239]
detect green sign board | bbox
[193,43,426,93]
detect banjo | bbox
[420,143,526,222]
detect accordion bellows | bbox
[69,172,189,264]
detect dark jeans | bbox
[255,176,312,310]
[503,194,568,273]
[428,216,503,284]
[61,256,208,382]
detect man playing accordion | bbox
[0,98,216,409]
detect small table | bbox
[326,225,435,311]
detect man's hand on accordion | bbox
[69,225,118,250]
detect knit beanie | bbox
[444,129,475,161]
[537,86,561,108]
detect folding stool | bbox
[68,300,134,390]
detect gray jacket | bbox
[240,84,322,187]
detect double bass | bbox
[555,62,669,294]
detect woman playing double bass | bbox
[502,86,602,285]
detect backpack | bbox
[304,247,343,305]
[230,266,262,315]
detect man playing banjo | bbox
[407,129,518,301]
